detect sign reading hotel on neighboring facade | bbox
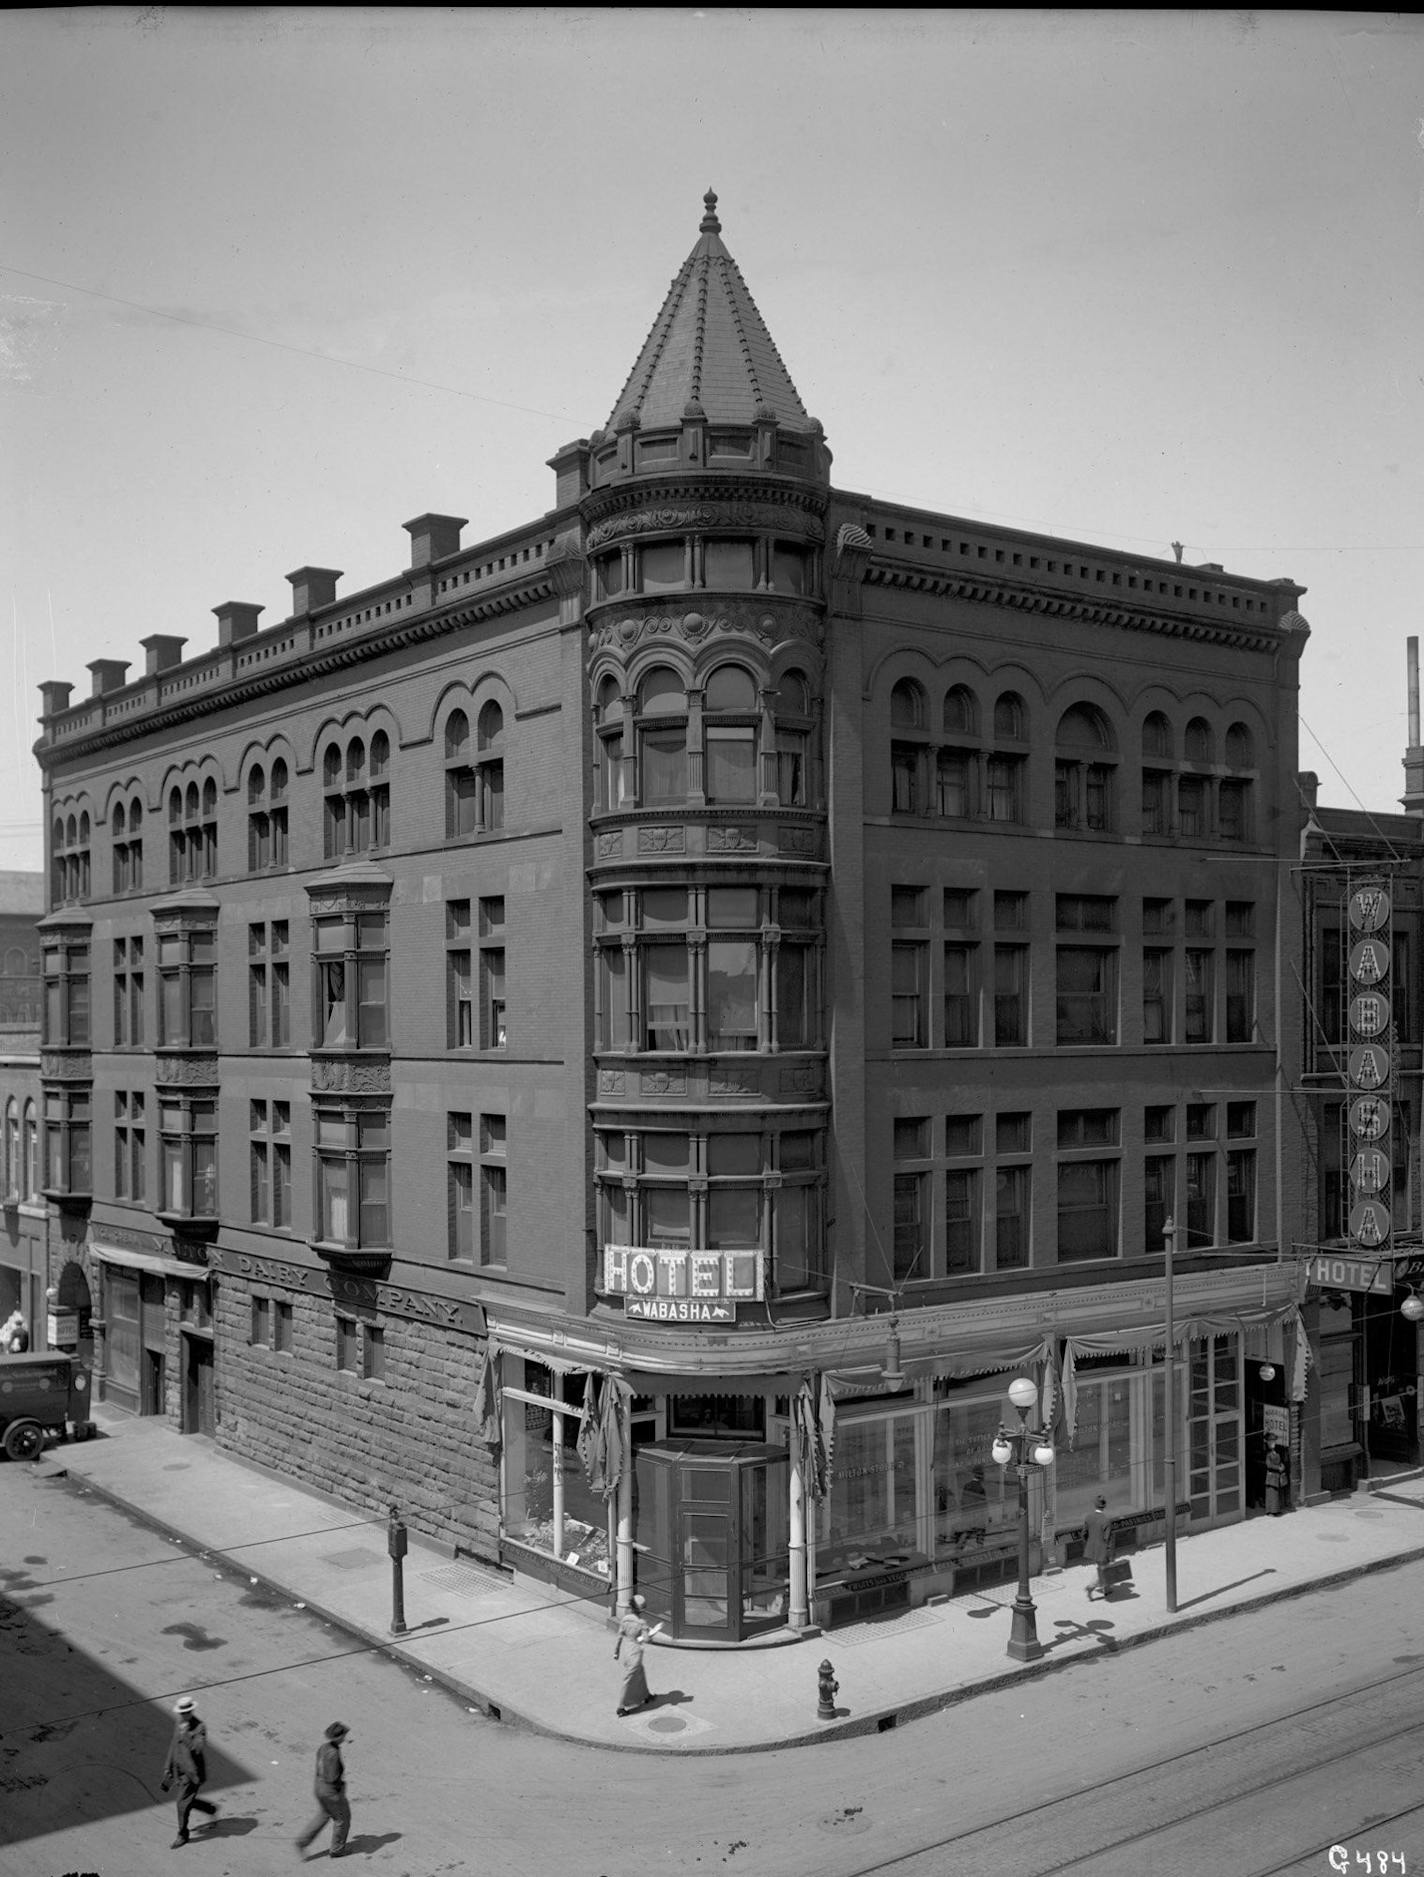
[1344,881,1394,1259]
[603,1244,763,1323]
[1308,1252,1392,1296]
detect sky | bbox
[2,7,1422,872]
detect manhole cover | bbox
[320,1548,385,1571]
[646,1715,687,1733]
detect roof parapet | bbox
[213,601,264,647]
[402,514,467,569]
[286,568,342,617]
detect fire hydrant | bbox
[817,1658,839,1720]
[387,1503,408,1636]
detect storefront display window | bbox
[501,1357,612,1577]
[932,1396,1015,1546]
[823,1410,920,1563]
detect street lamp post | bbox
[992,1376,1055,1663]
[1162,1215,1178,1615]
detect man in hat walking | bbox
[295,1722,352,1860]
[160,1696,218,1849]
[1083,1494,1115,1600]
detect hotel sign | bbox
[1345,880,1394,1262]
[603,1244,763,1324]
[1309,1253,1391,1296]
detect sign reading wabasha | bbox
[604,1245,764,1322]
[1346,881,1393,1254]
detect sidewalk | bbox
[36,1408,1424,1755]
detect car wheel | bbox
[2,1421,45,1462]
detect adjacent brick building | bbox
[31,193,1318,1638]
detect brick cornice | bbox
[36,572,559,772]
[861,559,1292,655]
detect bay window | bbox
[159,1096,217,1220]
[314,910,388,1050]
[315,1106,390,1252]
[44,1088,91,1198]
[157,925,216,1048]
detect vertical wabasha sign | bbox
[1346,879,1393,1258]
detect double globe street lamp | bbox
[991,1375,1056,1662]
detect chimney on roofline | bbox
[39,681,73,718]
[140,634,186,675]
[286,567,342,617]
[87,659,130,697]
[403,514,467,569]
[213,602,264,646]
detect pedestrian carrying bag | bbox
[1104,1557,1133,1589]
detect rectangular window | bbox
[316,1107,390,1249]
[314,910,389,1051]
[1185,950,1214,1042]
[894,1117,929,1160]
[251,1295,272,1348]
[946,1115,981,1158]
[943,888,977,930]
[1218,778,1249,841]
[480,896,507,1050]
[943,943,978,1046]
[891,745,920,814]
[1056,947,1117,1045]
[157,926,216,1050]
[448,1112,473,1260]
[1186,1102,1216,1141]
[707,939,759,1049]
[159,1097,216,1218]
[1058,1109,1118,1148]
[1056,895,1116,932]
[1144,1156,1173,1253]
[1145,1104,1175,1143]
[775,942,817,1049]
[249,1099,291,1226]
[1057,1160,1118,1262]
[363,1325,385,1382]
[993,945,1027,1046]
[447,901,472,1048]
[986,755,1024,822]
[937,749,971,817]
[1141,770,1170,836]
[1186,1152,1216,1247]
[248,922,290,1049]
[1226,951,1254,1042]
[113,937,144,1047]
[995,1163,1030,1270]
[114,1090,145,1203]
[893,1171,927,1281]
[706,727,757,803]
[891,886,926,928]
[1227,1149,1256,1243]
[994,890,1028,932]
[1177,774,1207,837]
[274,1300,293,1353]
[481,1114,507,1266]
[1225,901,1255,939]
[641,726,687,804]
[944,1168,979,1274]
[645,942,691,1051]
[335,1315,358,1374]
[1143,949,1172,1044]
[891,943,927,1047]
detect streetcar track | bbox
[832,1654,1424,1877]
[1254,1804,1424,1877]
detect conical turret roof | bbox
[604,191,815,435]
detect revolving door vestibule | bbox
[634,1440,789,1642]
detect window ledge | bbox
[310,1239,392,1277]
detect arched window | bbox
[594,678,626,812]
[703,663,759,805]
[637,666,688,805]
[112,796,144,893]
[890,679,929,814]
[994,692,1027,741]
[52,805,92,904]
[891,679,926,730]
[1226,722,1255,768]
[23,1099,39,1202]
[4,1098,16,1197]
[1143,712,1173,759]
[775,668,815,808]
[474,705,503,832]
[1184,717,1214,764]
[248,758,289,872]
[1055,704,1117,832]
[324,730,391,858]
[943,686,977,736]
[169,775,217,883]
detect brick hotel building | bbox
[30,194,1314,1639]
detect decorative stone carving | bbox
[41,1051,92,1082]
[707,1067,759,1098]
[779,1064,824,1096]
[586,500,825,553]
[598,1070,627,1095]
[596,830,624,858]
[310,1057,393,1095]
[639,1071,688,1096]
[155,1054,220,1087]
[706,826,757,852]
[590,600,823,654]
[637,826,686,854]
[777,825,819,854]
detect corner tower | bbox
[577,191,834,1343]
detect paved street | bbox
[5,1460,1424,1877]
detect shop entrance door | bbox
[1188,1334,1243,1525]
[677,1507,731,1636]
[183,1336,215,1435]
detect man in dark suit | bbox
[296,1721,352,1860]
[1083,1495,1114,1599]
[161,1696,218,1848]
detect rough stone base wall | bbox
[213,1277,500,1562]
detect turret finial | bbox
[700,188,721,235]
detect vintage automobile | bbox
[0,1351,96,1460]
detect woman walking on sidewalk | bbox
[614,1595,661,1715]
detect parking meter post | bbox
[387,1503,408,1635]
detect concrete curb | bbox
[39,1451,1424,1756]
